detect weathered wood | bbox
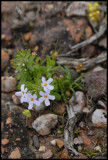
[59,27,106,57]
[64,104,79,156]
[57,51,107,70]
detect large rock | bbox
[66,2,88,17]
[84,69,107,99]
[1,76,17,92]
[92,109,107,128]
[32,114,58,136]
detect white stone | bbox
[32,114,58,136]
[92,109,107,127]
[50,139,57,146]
[69,91,86,113]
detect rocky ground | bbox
[1,1,107,159]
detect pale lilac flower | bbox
[27,93,40,110]
[15,84,28,103]
[41,77,54,92]
[39,90,55,106]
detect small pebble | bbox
[6,117,13,124]
[33,135,40,149]
[56,139,64,148]
[88,130,94,136]
[50,139,57,146]
[39,146,46,152]
[78,145,83,152]
[94,146,101,152]
[42,149,53,159]
[1,139,9,145]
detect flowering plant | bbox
[12,49,84,117]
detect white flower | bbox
[41,77,54,92]
[27,93,40,110]
[15,84,28,103]
[39,90,55,106]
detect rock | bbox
[8,147,21,159]
[85,26,93,39]
[2,22,12,45]
[39,146,46,152]
[56,139,64,148]
[66,2,88,17]
[1,139,9,145]
[99,37,107,48]
[24,32,32,41]
[6,117,13,124]
[92,66,104,72]
[81,131,92,146]
[84,69,107,99]
[16,138,21,141]
[42,149,53,159]
[1,76,17,92]
[53,103,66,115]
[69,91,86,114]
[92,109,107,128]
[73,153,88,159]
[88,130,94,136]
[33,135,40,149]
[32,114,58,136]
[12,94,21,105]
[50,139,57,146]
[34,103,46,112]
[78,146,83,152]
[1,49,9,71]
[79,121,85,128]
[1,122,4,132]
[94,146,101,152]
[82,45,100,58]
[74,136,83,145]
[1,146,5,154]
[63,18,87,43]
[60,148,70,159]
[97,100,106,109]
[26,11,35,21]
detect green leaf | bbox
[22,109,31,117]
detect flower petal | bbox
[48,95,55,100]
[44,86,47,92]
[21,84,25,91]
[23,97,28,103]
[27,93,32,99]
[42,77,46,83]
[39,97,44,103]
[21,97,24,103]
[15,91,22,96]
[45,99,50,106]
[47,78,53,84]
[41,83,44,88]
[47,85,54,90]
[40,91,45,96]
[34,100,40,106]
[24,87,28,92]
[33,94,37,99]
[28,102,33,110]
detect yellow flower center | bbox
[22,92,24,95]
[44,95,48,99]
[31,98,34,101]
[44,83,47,87]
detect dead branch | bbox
[57,51,107,70]
[60,26,106,57]
[64,104,79,156]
